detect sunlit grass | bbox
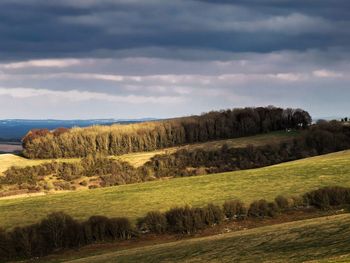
[56,214,350,263]
[1,150,350,230]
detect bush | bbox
[0,228,12,260]
[137,211,167,234]
[275,195,289,210]
[203,204,224,225]
[223,200,247,220]
[106,218,133,240]
[39,212,81,251]
[9,224,42,258]
[84,216,109,242]
[303,186,350,209]
[165,206,197,234]
[192,208,207,230]
[290,195,305,208]
[248,199,279,218]
[267,202,279,217]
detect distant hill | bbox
[21,107,312,159]
[0,118,156,141]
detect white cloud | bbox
[237,13,332,34]
[0,87,184,104]
[0,51,349,119]
[313,69,343,78]
[5,71,310,83]
[269,73,306,82]
[1,59,83,69]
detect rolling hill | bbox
[44,214,350,263]
[0,130,297,174]
[0,149,350,230]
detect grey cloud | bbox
[0,0,349,119]
[0,0,349,61]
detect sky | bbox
[0,0,349,119]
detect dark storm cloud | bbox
[0,0,349,61]
[196,0,350,18]
[0,0,349,120]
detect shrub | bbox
[106,218,133,240]
[303,186,350,209]
[223,200,247,220]
[192,208,207,230]
[248,199,270,218]
[203,204,224,225]
[275,195,289,210]
[289,195,305,208]
[267,202,279,217]
[0,228,12,260]
[39,212,80,251]
[137,211,167,234]
[9,224,42,258]
[84,216,109,242]
[165,206,197,234]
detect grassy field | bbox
[0,154,80,175]
[0,154,46,174]
[0,131,297,174]
[1,150,350,230]
[53,214,350,263]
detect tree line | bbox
[2,120,350,194]
[0,156,150,193]
[145,121,350,177]
[0,186,349,261]
[22,107,312,159]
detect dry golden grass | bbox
[0,154,46,174]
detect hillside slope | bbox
[22,107,310,159]
[1,150,350,230]
[0,154,46,174]
[63,214,350,263]
[0,131,297,174]
[114,130,298,167]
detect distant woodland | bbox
[3,119,350,194]
[22,107,311,159]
